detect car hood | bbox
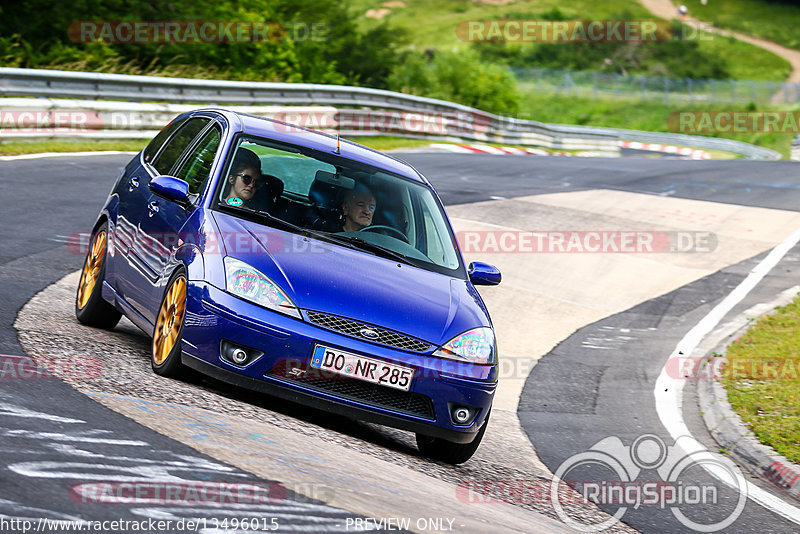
[212,211,490,346]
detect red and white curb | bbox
[429,143,578,157]
[620,140,712,160]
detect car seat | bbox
[307,171,347,231]
[251,173,285,214]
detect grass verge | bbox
[681,0,800,51]
[517,92,796,158]
[351,0,791,82]
[722,294,800,464]
[347,136,438,151]
[0,140,147,156]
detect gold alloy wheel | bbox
[152,275,187,366]
[77,230,106,310]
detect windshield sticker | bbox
[227,197,243,207]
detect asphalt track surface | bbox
[2,151,800,532]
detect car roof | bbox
[192,108,427,184]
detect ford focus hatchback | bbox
[76,109,501,463]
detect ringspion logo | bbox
[551,435,746,531]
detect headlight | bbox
[224,257,301,319]
[434,327,496,365]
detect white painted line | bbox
[655,226,800,524]
[0,151,138,161]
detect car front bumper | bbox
[182,282,497,443]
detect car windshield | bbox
[213,135,464,277]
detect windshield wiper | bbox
[328,234,416,266]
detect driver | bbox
[341,184,376,232]
[224,148,262,207]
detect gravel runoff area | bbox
[15,271,637,533]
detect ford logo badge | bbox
[360,328,379,340]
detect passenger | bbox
[341,184,376,232]
[224,148,262,206]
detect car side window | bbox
[174,126,222,195]
[142,118,186,165]
[151,118,210,175]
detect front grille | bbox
[305,310,432,353]
[267,361,435,419]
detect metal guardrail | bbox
[0,67,783,160]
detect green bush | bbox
[471,12,731,80]
[389,49,521,115]
[0,0,404,86]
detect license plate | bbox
[310,345,414,392]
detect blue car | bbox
[75,109,501,463]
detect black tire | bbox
[416,410,490,465]
[75,222,122,330]
[151,269,187,378]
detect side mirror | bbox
[469,262,501,286]
[149,175,190,206]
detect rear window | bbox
[151,118,210,175]
[142,117,185,165]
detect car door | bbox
[124,116,212,319]
[110,117,186,300]
[137,121,223,324]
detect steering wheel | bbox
[360,225,409,243]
